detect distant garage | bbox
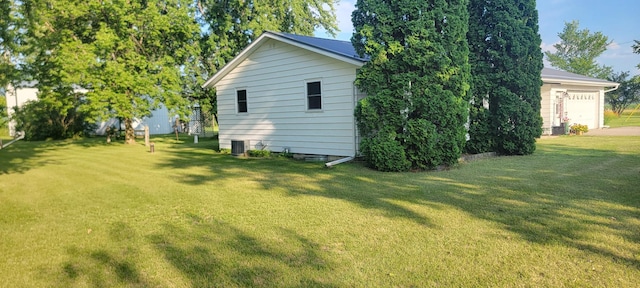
[540,68,619,135]
[566,91,598,129]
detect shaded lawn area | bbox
[0,135,639,287]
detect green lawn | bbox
[1,135,639,287]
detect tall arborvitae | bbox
[352,0,471,171]
[466,0,493,154]
[467,0,543,155]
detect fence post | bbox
[144,125,150,147]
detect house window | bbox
[237,89,247,113]
[307,81,322,110]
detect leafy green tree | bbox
[0,0,23,88]
[195,0,338,124]
[352,0,471,171]
[544,20,612,79]
[22,0,201,143]
[467,0,544,155]
[606,71,640,116]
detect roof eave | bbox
[542,77,619,88]
[202,31,366,89]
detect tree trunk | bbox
[124,118,136,144]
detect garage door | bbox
[566,91,598,129]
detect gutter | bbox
[604,84,620,93]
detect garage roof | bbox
[541,67,618,87]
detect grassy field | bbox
[606,108,640,127]
[1,134,639,287]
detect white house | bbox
[203,31,619,157]
[4,81,177,136]
[203,31,367,157]
[541,68,619,135]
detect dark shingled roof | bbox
[541,67,617,86]
[270,31,369,62]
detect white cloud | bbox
[315,1,355,40]
[540,42,558,54]
[335,1,356,32]
[607,41,621,50]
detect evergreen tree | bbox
[466,0,493,154]
[352,0,471,171]
[467,0,543,155]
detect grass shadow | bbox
[148,213,337,287]
[0,137,115,174]
[58,221,150,287]
[155,137,640,271]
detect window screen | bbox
[307,81,321,110]
[237,90,247,113]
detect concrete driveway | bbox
[585,126,640,136]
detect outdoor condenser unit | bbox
[231,140,250,156]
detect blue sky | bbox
[315,0,640,76]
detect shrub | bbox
[248,150,271,158]
[12,98,94,141]
[570,124,589,133]
[278,150,293,158]
[403,118,438,170]
[218,148,231,154]
[361,132,410,172]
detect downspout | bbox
[602,84,620,127]
[1,131,25,149]
[325,82,359,168]
[325,156,355,168]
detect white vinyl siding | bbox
[215,39,359,156]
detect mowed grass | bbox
[1,135,639,287]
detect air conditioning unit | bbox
[231,140,250,156]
